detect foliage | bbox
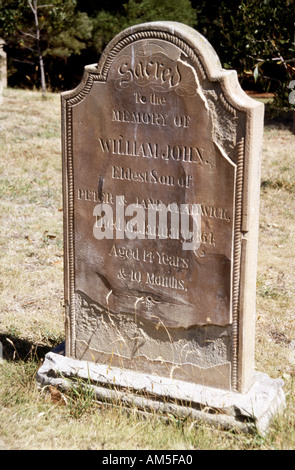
[90,0,197,60]
[0,0,93,56]
[122,0,197,27]
[207,0,295,111]
[0,0,294,110]
[0,0,92,90]
[43,2,93,58]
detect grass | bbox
[0,88,295,450]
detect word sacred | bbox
[116,52,181,90]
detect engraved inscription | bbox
[136,91,167,105]
[111,91,192,129]
[112,108,191,129]
[115,43,181,90]
[117,52,181,89]
[112,43,197,96]
[111,166,192,188]
[60,23,263,394]
[111,109,168,127]
[69,35,236,337]
[98,136,215,169]
[109,244,189,269]
[77,188,231,222]
[116,267,187,292]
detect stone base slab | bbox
[36,347,285,435]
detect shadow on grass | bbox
[0,333,65,362]
[264,107,294,131]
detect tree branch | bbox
[268,36,292,79]
[27,0,47,96]
[13,58,35,65]
[36,4,54,8]
[28,0,36,15]
[18,29,37,40]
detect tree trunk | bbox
[28,0,46,97]
[38,48,46,98]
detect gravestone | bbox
[0,39,7,86]
[37,22,285,433]
[0,39,7,105]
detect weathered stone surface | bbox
[61,21,264,392]
[36,350,286,436]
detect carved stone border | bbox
[62,73,103,357]
[98,30,208,85]
[232,138,245,390]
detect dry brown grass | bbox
[0,88,294,450]
[256,124,295,379]
[0,88,64,347]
